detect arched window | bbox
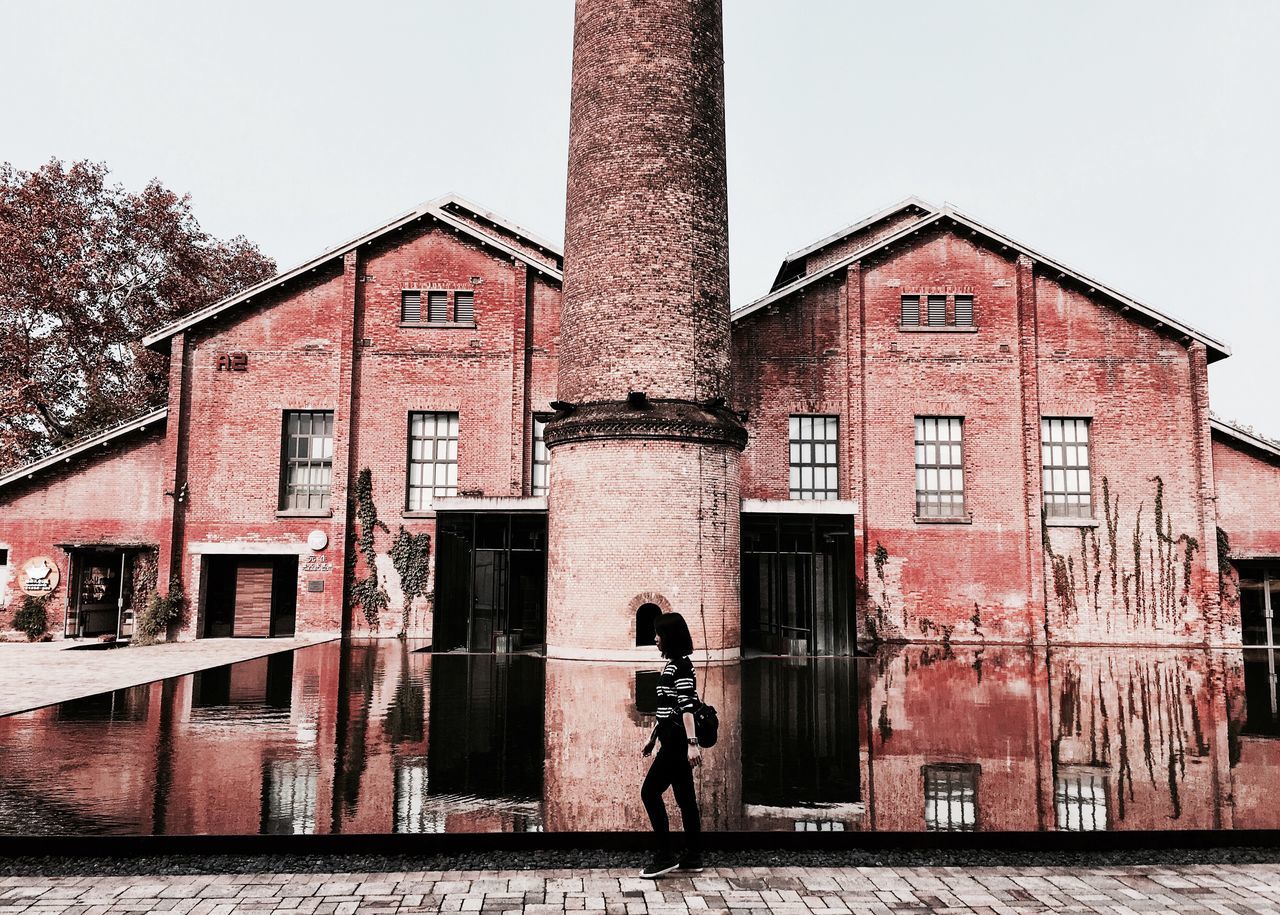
[635,602,662,647]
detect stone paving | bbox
[0,636,330,716]
[2,865,1280,915]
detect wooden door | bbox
[234,561,274,637]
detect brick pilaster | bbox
[1015,255,1047,644]
[1187,341,1222,644]
[158,330,189,597]
[330,250,362,635]
[510,263,530,495]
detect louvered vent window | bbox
[454,291,474,323]
[401,291,422,323]
[427,291,449,323]
[901,295,920,326]
[954,295,974,326]
[927,295,946,326]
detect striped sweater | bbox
[655,655,698,727]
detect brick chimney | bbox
[545,0,745,659]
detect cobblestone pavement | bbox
[2,865,1279,914]
[0,636,330,716]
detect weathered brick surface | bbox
[1213,434,1280,560]
[546,440,740,656]
[558,0,730,404]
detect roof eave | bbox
[0,408,168,492]
[1210,418,1280,462]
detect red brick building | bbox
[0,191,1270,653]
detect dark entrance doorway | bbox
[66,549,136,639]
[741,514,856,655]
[201,555,298,638]
[434,513,546,652]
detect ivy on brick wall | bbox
[347,467,389,630]
[389,527,431,638]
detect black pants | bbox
[641,729,701,856]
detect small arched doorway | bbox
[635,602,663,647]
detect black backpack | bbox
[694,701,719,748]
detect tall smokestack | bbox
[545,0,745,659]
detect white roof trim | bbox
[778,196,935,267]
[733,205,1231,361]
[436,193,563,262]
[142,198,563,349]
[1211,418,1280,461]
[0,407,167,492]
[741,498,858,516]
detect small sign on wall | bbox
[215,352,248,372]
[307,580,325,592]
[21,556,61,596]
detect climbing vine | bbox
[347,467,389,629]
[389,527,432,637]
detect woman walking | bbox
[639,611,704,878]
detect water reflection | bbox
[0,641,1276,836]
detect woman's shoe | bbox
[639,853,680,879]
[678,853,705,873]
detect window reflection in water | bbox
[7,641,1280,836]
[923,763,979,832]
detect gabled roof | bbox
[142,194,564,351]
[1210,418,1280,462]
[770,196,935,291]
[733,202,1231,363]
[0,407,167,493]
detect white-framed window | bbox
[915,417,965,519]
[532,414,550,496]
[407,412,459,510]
[279,411,334,511]
[789,415,838,500]
[1042,418,1092,519]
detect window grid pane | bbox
[407,411,460,509]
[532,415,551,496]
[915,416,965,518]
[789,415,839,500]
[280,411,334,511]
[1042,418,1093,518]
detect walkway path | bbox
[2,865,1279,914]
[0,636,329,716]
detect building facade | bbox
[0,191,1270,653]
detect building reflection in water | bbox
[0,640,1278,835]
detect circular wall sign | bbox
[307,529,329,552]
[20,556,61,596]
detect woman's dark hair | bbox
[654,611,694,658]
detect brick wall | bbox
[734,222,1229,645]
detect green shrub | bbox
[12,596,49,641]
[133,584,184,646]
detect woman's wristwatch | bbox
[686,737,699,746]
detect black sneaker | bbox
[639,853,680,879]
[678,854,705,873]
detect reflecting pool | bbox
[0,641,1276,836]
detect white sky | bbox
[4,1,1279,432]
